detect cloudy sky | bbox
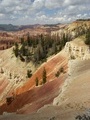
[0,0,90,25]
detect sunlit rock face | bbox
[65,41,90,60]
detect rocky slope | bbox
[0,20,90,119]
[1,37,90,119]
[0,48,68,114]
[0,32,19,50]
[51,20,90,39]
[0,47,36,104]
[65,36,90,60]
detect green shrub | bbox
[59,67,64,73]
[35,77,39,86]
[55,71,60,77]
[6,97,14,105]
[70,55,75,59]
[55,67,64,77]
[27,70,32,78]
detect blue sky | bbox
[0,0,90,25]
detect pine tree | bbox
[52,42,57,54]
[27,34,32,46]
[35,77,39,86]
[14,42,19,57]
[20,44,27,56]
[85,28,90,45]
[42,67,47,84]
[34,47,40,63]
[20,37,24,44]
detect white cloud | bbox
[45,0,63,9]
[0,13,4,17]
[0,0,90,24]
[32,0,45,10]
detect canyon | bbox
[0,20,90,120]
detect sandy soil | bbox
[0,47,36,103]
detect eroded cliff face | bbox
[65,40,90,60]
[0,48,68,114]
[53,59,90,107]
[53,39,90,108]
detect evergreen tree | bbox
[20,37,24,44]
[52,42,57,54]
[20,44,27,56]
[85,28,90,45]
[34,47,40,63]
[27,34,32,46]
[42,67,47,84]
[19,54,25,62]
[39,43,45,59]
[40,34,44,46]
[34,43,46,63]
[35,77,39,86]
[14,42,19,57]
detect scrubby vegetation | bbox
[75,114,90,120]
[13,42,19,57]
[13,33,71,65]
[70,23,90,47]
[74,24,89,38]
[70,55,76,60]
[55,67,64,77]
[6,96,14,105]
[13,24,90,66]
[27,69,32,78]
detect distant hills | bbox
[0,24,19,31]
[0,23,61,32]
[0,24,37,31]
[0,19,90,31]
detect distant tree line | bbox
[76,19,90,21]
